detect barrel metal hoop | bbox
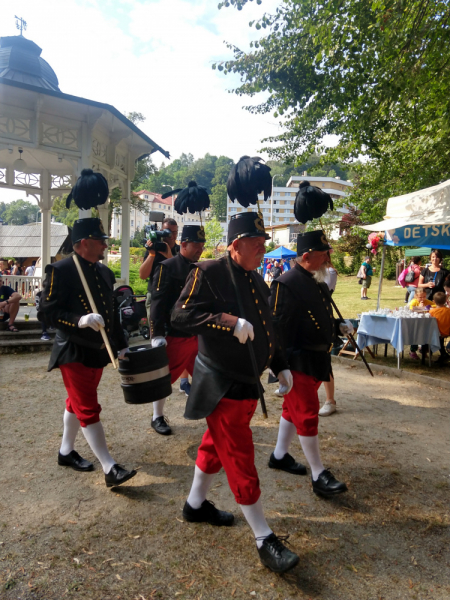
[120,366,170,385]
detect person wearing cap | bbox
[170,212,299,574]
[148,225,206,435]
[268,230,351,497]
[41,201,136,487]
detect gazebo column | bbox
[39,171,53,270]
[97,198,110,266]
[120,181,131,284]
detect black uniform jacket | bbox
[269,263,342,382]
[171,256,288,419]
[41,254,127,371]
[150,252,194,338]
[144,243,180,292]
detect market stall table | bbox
[356,313,441,368]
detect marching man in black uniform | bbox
[171,212,300,574]
[268,230,353,497]
[41,173,136,488]
[149,225,206,435]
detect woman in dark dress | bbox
[418,249,449,300]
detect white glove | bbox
[151,336,167,348]
[78,313,105,331]
[339,319,355,336]
[276,369,293,396]
[118,348,130,360]
[233,318,255,344]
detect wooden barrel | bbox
[119,344,172,404]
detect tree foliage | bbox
[3,199,39,225]
[216,0,450,216]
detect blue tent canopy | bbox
[264,246,296,259]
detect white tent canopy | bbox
[364,178,450,231]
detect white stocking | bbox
[60,410,80,456]
[152,398,165,420]
[299,435,324,481]
[240,499,273,548]
[273,416,297,460]
[187,465,216,509]
[81,421,116,474]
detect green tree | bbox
[4,199,39,224]
[204,218,225,252]
[209,184,228,221]
[216,0,450,219]
[51,194,81,227]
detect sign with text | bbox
[384,224,450,250]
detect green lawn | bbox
[333,275,407,319]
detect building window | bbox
[131,220,134,226]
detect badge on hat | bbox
[181,225,206,243]
[227,211,271,245]
[296,230,331,256]
[72,218,109,244]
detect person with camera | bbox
[149,225,206,435]
[139,217,180,321]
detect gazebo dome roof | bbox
[0,35,60,91]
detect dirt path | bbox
[0,354,448,600]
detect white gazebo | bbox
[0,34,169,283]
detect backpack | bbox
[405,266,416,284]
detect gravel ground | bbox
[0,353,449,600]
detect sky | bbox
[1,0,338,205]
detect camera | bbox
[143,211,171,252]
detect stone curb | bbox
[331,354,450,390]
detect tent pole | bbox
[377,245,386,311]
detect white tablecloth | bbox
[356,315,441,353]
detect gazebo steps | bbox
[0,319,55,354]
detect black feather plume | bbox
[294,180,334,224]
[66,169,109,209]
[227,156,272,208]
[172,181,210,215]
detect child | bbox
[409,288,435,311]
[430,292,450,364]
[408,290,435,359]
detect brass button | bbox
[263,321,266,325]
[217,326,221,329]
[252,289,255,294]
[227,327,231,331]
[255,299,258,304]
[213,324,216,328]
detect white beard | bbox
[312,264,328,283]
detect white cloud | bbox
[1,0,285,204]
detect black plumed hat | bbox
[296,230,331,255]
[66,169,109,210]
[181,225,206,243]
[294,181,333,224]
[227,156,272,208]
[162,181,210,215]
[72,218,109,244]
[227,212,270,245]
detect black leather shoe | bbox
[312,469,348,497]
[58,450,94,472]
[151,416,172,435]
[105,464,137,488]
[268,452,307,475]
[258,533,299,573]
[182,500,234,526]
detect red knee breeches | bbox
[196,397,261,506]
[281,371,321,436]
[60,363,103,427]
[166,336,197,384]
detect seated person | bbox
[0,278,22,332]
[429,292,450,364]
[409,288,435,311]
[408,289,435,359]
